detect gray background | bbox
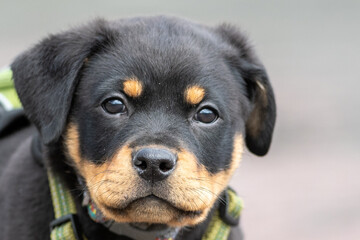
[1,1,359,239]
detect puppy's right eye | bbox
[194,107,218,124]
[102,98,127,114]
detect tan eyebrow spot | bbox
[184,85,205,105]
[123,77,143,98]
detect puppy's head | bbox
[11,17,276,226]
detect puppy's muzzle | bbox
[132,148,177,182]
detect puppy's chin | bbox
[97,196,210,227]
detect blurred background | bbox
[1,0,359,239]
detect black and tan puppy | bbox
[0,16,275,240]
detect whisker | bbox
[185,186,226,206]
[87,169,121,183]
[185,176,226,186]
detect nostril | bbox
[159,160,174,172]
[134,158,147,170]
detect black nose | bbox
[133,148,177,182]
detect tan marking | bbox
[66,124,139,222]
[185,85,205,105]
[65,124,205,225]
[256,80,268,107]
[123,77,143,98]
[256,80,265,92]
[65,124,244,226]
[162,134,244,226]
[247,80,268,136]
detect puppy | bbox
[0,16,276,240]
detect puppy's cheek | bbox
[165,134,244,224]
[65,124,139,210]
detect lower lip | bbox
[105,195,203,217]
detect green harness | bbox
[0,68,243,240]
[0,68,21,109]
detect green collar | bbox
[47,167,243,240]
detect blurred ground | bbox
[1,1,359,239]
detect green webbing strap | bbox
[47,169,87,240]
[202,189,243,240]
[0,68,21,109]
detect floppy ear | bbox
[216,24,276,156]
[11,19,115,144]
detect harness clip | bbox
[50,213,82,240]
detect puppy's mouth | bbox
[103,194,203,218]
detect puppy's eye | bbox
[194,108,218,124]
[102,98,127,114]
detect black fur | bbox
[1,16,275,239]
[11,19,117,145]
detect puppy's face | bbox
[11,17,276,227]
[66,37,246,225]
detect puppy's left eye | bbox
[194,108,218,124]
[102,98,127,114]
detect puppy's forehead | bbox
[80,20,238,111]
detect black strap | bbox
[0,109,30,138]
[31,134,44,167]
[0,109,44,167]
[218,188,240,226]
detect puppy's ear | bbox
[11,19,115,144]
[216,24,276,156]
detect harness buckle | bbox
[50,213,82,240]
